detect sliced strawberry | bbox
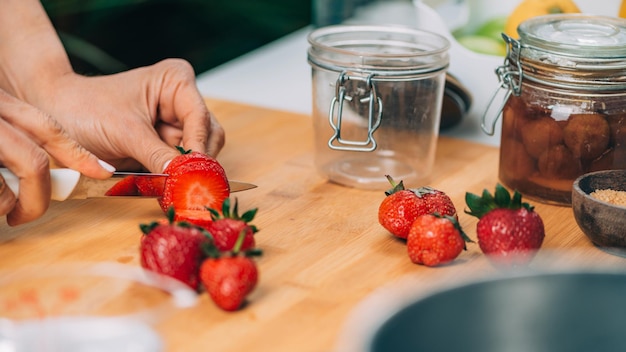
[135,175,166,197]
[105,175,139,196]
[159,161,230,213]
[175,209,214,229]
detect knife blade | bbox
[0,168,256,201]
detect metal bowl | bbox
[338,268,626,352]
[369,271,626,352]
[572,169,626,255]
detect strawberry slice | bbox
[159,161,230,213]
[104,175,139,196]
[135,175,166,197]
[174,209,214,229]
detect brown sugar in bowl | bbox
[572,170,626,256]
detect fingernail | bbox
[162,159,172,173]
[98,159,116,173]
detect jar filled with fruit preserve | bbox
[307,25,450,189]
[484,14,626,205]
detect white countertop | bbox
[195,1,509,147]
[196,0,623,148]
[196,25,503,147]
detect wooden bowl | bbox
[572,170,626,254]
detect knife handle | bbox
[0,168,81,201]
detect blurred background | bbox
[42,0,312,75]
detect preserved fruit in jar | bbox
[500,88,625,204]
[487,14,626,205]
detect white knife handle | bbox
[0,168,81,201]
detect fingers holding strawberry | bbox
[465,184,545,267]
[378,175,458,239]
[407,213,473,267]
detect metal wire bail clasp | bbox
[328,72,383,151]
[481,34,523,136]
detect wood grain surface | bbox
[0,98,620,352]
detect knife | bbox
[0,168,256,201]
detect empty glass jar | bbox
[307,25,450,189]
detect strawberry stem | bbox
[384,175,405,196]
[232,229,247,254]
[175,146,192,155]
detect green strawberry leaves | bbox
[384,175,439,198]
[433,212,475,249]
[207,198,259,233]
[465,183,534,219]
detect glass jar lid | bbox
[307,25,449,77]
[518,14,626,59]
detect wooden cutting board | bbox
[0,98,615,352]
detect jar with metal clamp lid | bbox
[307,25,450,189]
[483,14,626,205]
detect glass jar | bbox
[485,14,626,205]
[307,25,450,189]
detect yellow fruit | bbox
[620,0,626,18]
[504,0,581,39]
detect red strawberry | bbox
[465,184,545,266]
[199,232,261,311]
[158,150,230,214]
[407,213,472,267]
[163,146,212,172]
[135,175,166,197]
[378,175,457,239]
[174,209,214,229]
[139,207,211,290]
[202,198,257,252]
[104,175,139,196]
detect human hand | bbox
[0,89,114,226]
[35,59,225,173]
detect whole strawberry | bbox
[140,207,211,290]
[200,232,262,311]
[378,175,457,239]
[202,198,257,252]
[465,184,545,266]
[407,213,472,267]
